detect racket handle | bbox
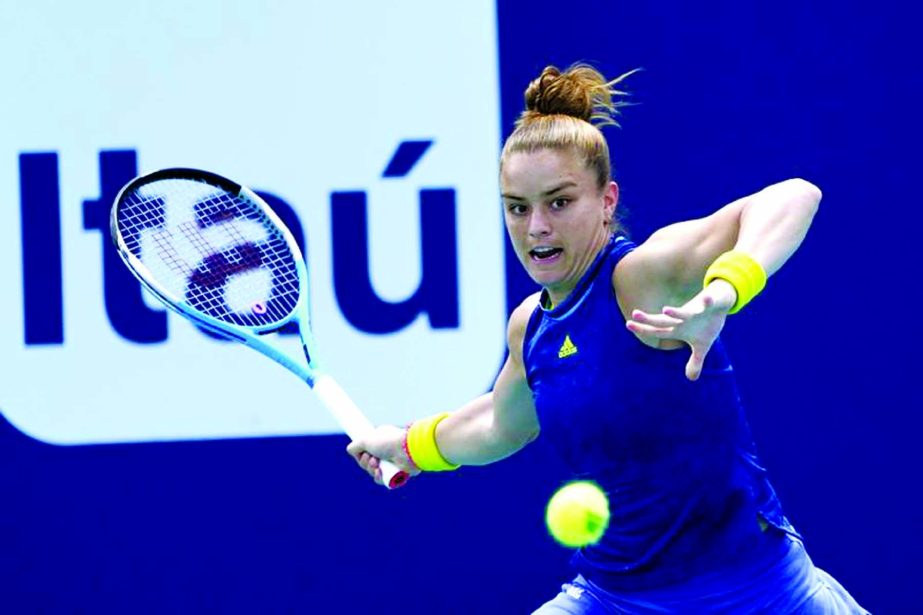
[379,460,411,489]
[312,375,410,490]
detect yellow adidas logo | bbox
[558,334,578,359]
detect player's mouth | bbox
[529,246,563,264]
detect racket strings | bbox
[219,213,300,326]
[117,178,301,328]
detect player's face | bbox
[501,148,617,305]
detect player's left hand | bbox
[626,279,737,380]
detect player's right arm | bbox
[347,293,541,483]
[436,293,541,465]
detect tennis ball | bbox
[545,481,610,548]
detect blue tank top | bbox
[523,235,797,592]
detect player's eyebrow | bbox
[502,181,578,200]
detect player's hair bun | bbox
[520,63,637,128]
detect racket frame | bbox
[111,168,409,489]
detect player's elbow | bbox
[512,425,540,449]
[787,178,822,214]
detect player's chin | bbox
[525,267,565,288]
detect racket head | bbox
[110,168,309,338]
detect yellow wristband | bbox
[703,250,767,314]
[405,412,460,472]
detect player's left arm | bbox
[618,178,822,378]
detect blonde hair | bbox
[501,63,638,190]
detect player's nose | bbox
[528,208,552,237]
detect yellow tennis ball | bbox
[545,481,610,548]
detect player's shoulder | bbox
[612,231,680,305]
[508,292,541,330]
[613,232,670,278]
[506,292,542,352]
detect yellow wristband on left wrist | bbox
[703,250,767,314]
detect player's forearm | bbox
[434,392,535,466]
[735,178,821,276]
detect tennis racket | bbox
[110,167,409,489]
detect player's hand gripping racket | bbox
[111,168,409,489]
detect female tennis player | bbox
[347,64,867,613]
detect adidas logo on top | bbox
[558,335,578,359]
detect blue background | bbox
[2,2,917,612]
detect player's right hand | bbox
[347,425,421,486]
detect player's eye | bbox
[550,197,570,210]
[506,202,528,216]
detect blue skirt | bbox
[534,534,867,614]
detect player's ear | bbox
[603,181,619,226]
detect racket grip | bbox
[312,375,410,490]
[379,460,411,489]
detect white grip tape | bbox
[312,375,406,489]
[311,375,374,440]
